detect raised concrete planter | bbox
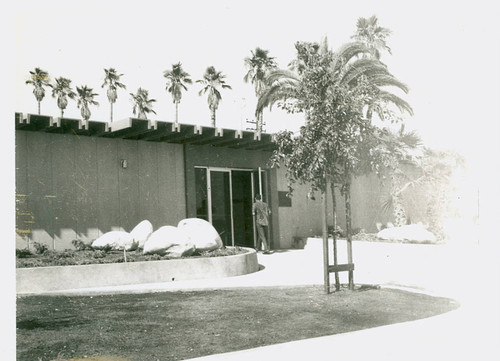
[17,247,258,294]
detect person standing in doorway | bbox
[253,194,271,254]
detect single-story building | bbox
[15,113,391,251]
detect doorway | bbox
[194,167,267,248]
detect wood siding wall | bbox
[16,131,186,250]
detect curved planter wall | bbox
[17,248,259,294]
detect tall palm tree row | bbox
[51,77,76,118]
[164,62,192,124]
[101,68,126,122]
[26,67,52,115]
[197,66,232,127]
[130,88,157,119]
[243,47,278,132]
[76,86,99,121]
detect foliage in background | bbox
[130,87,157,119]
[197,66,232,127]
[76,85,99,121]
[164,62,192,124]
[51,77,76,118]
[102,68,126,122]
[26,67,52,115]
[244,47,278,131]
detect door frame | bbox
[194,166,265,247]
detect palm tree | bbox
[130,88,157,119]
[378,125,423,226]
[244,48,278,131]
[25,67,52,115]
[51,77,76,118]
[164,62,192,124]
[101,68,126,122]
[257,41,412,121]
[76,86,99,121]
[352,15,392,59]
[197,66,232,127]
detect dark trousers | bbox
[256,224,269,251]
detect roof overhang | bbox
[15,113,277,151]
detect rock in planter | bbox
[143,226,195,257]
[377,223,437,243]
[130,220,153,248]
[177,218,223,252]
[92,231,138,251]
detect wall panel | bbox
[96,138,120,233]
[51,134,77,249]
[26,132,55,249]
[15,131,30,249]
[137,141,160,228]
[75,136,99,244]
[118,139,139,231]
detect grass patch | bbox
[16,246,247,268]
[17,286,459,361]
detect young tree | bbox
[164,62,192,124]
[243,47,278,131]
[197,66,232,127]
[130,88,157,119]
[51,77,76,118]
[102,68,126,122]
[76,86,99,121]
[260,38,412,292]
[26,67,52,115]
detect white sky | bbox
[11,0,500,162]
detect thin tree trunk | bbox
[175,102,179,124]
[110,102,113,122]
[330,181,340,291]
[211,109,216,127]
[345,178,354,290]
[61,109,64,118]
[38,101,41,115]
[322,186,330,294]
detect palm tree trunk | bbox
[175,102,179,124]
[61,109,64,118]
[211,109,216,127]
[38,101,41,115]
[330,181,340,291]
[344,174,354,290]
[391,175,408,227]
[110,102,113,122]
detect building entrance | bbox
[194,167,267,248]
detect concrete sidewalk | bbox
[31,241,500,361]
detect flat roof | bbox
[14,113,277,151]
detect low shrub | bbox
[16,246,248,268]
[33,242,49,255]
[16,248,32,258]
[71,239,94,251]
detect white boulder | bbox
[377,223,437,243]
[177,218,223,252]
[130,220,153,248]
[143,226,195,257]
[92,231,138,251]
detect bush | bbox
[16,248,32,258]
[33,242,49,254]
[71,239,94,251]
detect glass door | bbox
[231,170,254,248]
[209,170,232,247]
[194,166,268,248]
